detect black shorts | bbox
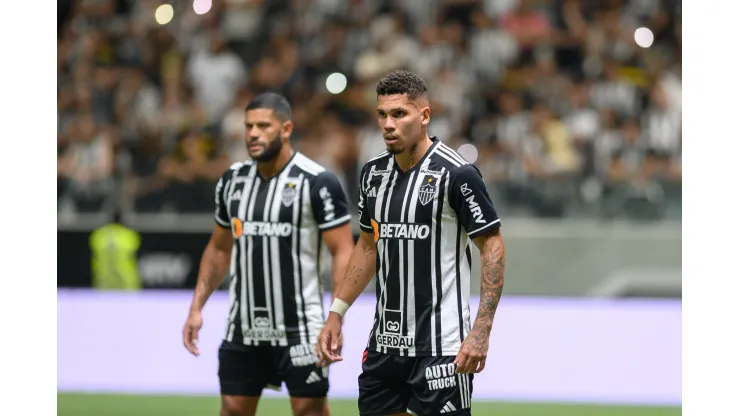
[218,340,329,398]
[358,349,473,416]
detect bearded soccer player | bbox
[183,92,354,416]
[317,70,506,416]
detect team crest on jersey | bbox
[282,182,297,207]
[418,177,436,206]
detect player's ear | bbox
[280,119,294,140]
[420,106,431,127]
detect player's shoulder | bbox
[429,142,482,181]
[291,153,346,193]
[288,152,328,178]
[429,142,468,169]
[446,162,483,183]
[360,150,392,174]
[220,160,255,181]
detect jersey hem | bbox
[369,348,461,357]
[222,337,317,347]
[467,219,501,239]
[317,214,352,230]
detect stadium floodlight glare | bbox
[326,72,348,95]
[634,27,654,48]
[155,4,174,25]
[193,0,212,15]
[457,143,479,164]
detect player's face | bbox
[244,109,292,162]
[377,94,430,155]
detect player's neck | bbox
[256,146,295,179]
[394,135,432,173]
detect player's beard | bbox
[250,133,284,162]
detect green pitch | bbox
[57,393,680,415]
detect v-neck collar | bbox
[392,136,439,176]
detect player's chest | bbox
[225,176,309,238]
[365,168,448,223]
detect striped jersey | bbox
[214,152,351,347]
[357,137,501,357]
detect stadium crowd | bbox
[57,0,681,219]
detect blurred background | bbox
[57,0,681,414]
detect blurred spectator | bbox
[220,88,254,165]
[500,0,552,51]
[157,131,230,212]
[523,103,581,178]
[186,30,247,122]
[58,112,116,212]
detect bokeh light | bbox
[326,72,348,95]
[457,143,479,164]
[155,4,174,25]
[634,27,654,48]
[193,0,212,15]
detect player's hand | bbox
[454,329,489,374]
[183,310,203,356]
[316,331,343,368]
[316,313,343,367]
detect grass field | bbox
[58,394,681,415]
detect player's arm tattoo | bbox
[470,229,506,347]
[334,231,377,305]
[343,265,363,285]
[343,236,375,286]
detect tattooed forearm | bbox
[472,231,506,335]
[334,232,377,305]
[343,265,363,285]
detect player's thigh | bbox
[407,356,473,416]
[220,395,260,416]
[218,341,277,398]
[358,349,413,416]
[275,343,330,400]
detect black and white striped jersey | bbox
[357,137,501,357]
[214,152,351,347]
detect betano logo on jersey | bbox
[231,218,293,238]
[371,219,430,243]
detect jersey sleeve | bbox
[447,164,501,239]
[214,172,231,228]
[309,171,352,231]
[357,164,373,233]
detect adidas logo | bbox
[440,401,457,413]
[367,187,377,198]
[305,371,322,384]
[230,190,242,201]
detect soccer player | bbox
[317,70,506,416]
[183,92,355,416]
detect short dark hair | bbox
[245,92,292,121]
[376,70,428,100]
